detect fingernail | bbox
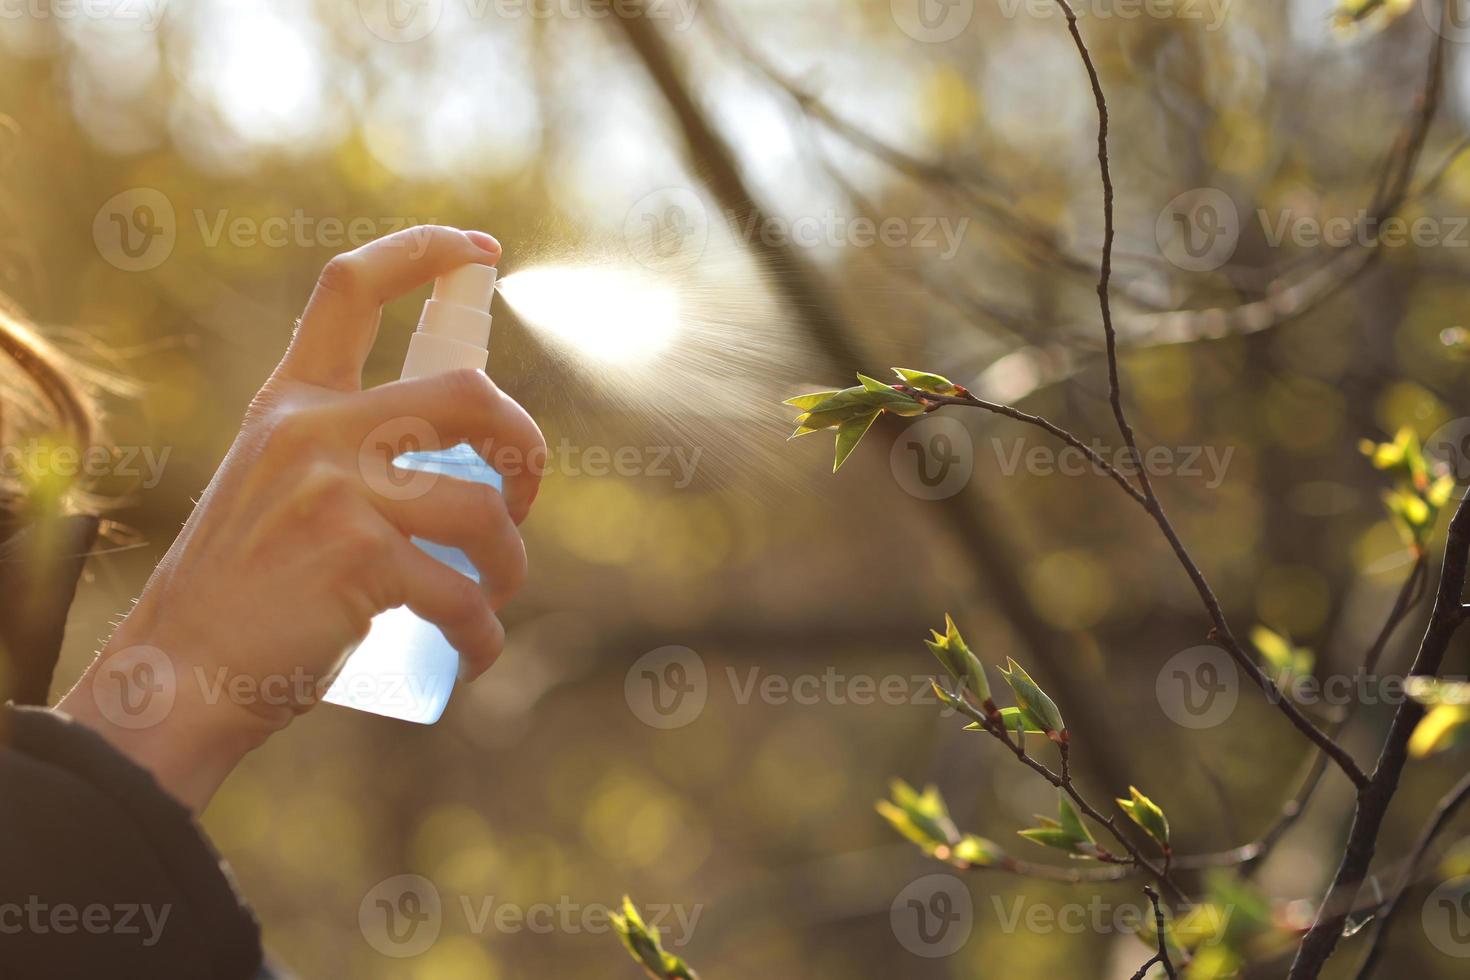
[464,230,501,258]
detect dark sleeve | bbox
[0,705,264,980]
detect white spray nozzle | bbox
[433,262,498,312]
[400,263,498,380]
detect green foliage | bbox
[999,658,1066,740]
[1131,871,1295,978]
[1330,0,1413,37]
[963,705,1048,735]
[1116,786,1170,852]
[1360,428,1455,549]
[924,613,991,703]
[875,780,1005,868]
[1249,626,1314,685]
[611,897,700,980]
[784,370,938,471]
[1407,678,1470,758]
[892,367,960,396]
[1018,791,1105,860]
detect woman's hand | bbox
[58,226,545,811]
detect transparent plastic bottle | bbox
[323,264,500,724]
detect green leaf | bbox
[611,896,701,980]
[857,373,893,393]
[797,404,870,432]
[930,679,963,710]
[1117,786,1170,849]
[1058,793,1093,845]
[876,780,959,856]
[1018,792,1102,859]
[1331,0,1414,37]
[807,386,872,414]
[1017,826,1079,852]
[1406,677,1470,707]
[924,614,990,704]
[1250,626,1313,681]
[783,390,841,411]
[960,707,1045,734]
[1427,474,1455,508]
[999,658,1065,736]
[953,834,1005,868]
[834,411,881,471]
[893,367,960,396]
[1409,704,1470,758]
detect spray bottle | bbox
[322,262,501,724]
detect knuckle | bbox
[297,462,354,508]
[341,519,390,567]
[443,368,498,410]
[259,405,320,459]
[447,575,489,623]
[501,545,528,596]
[473,482,510,523]
[485,613,506,654]
[317,253,365,297]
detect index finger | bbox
[281,225,501,391]
[342,368,546,524]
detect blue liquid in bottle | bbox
[322,444,502,724]
[324,260,502,725]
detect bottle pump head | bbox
[400,263,498,380]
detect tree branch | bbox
[1130,885,1178,980]
[1047,0,1369,791]
[1352,768,1470,979]
[1288,492,1470,978]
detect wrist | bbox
[57,632,275,813]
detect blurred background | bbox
[5,0,1470,976]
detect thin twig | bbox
[941,682,1188,902]
[904,389,1145,505]
[1130,885,1178,980]
[1047,0,1369,791]
[1180,556,1429,875]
